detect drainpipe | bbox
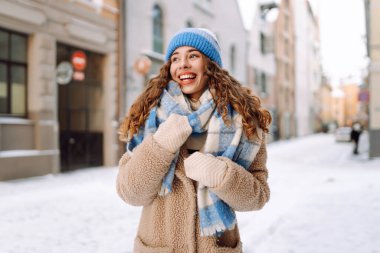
[118,0,127,155]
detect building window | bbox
[230,45,236,74]
[260,33,266,54]
[153,4,164,54]
[261,72,267,94]
[260,32,273,54]
[254,69,268,96]
[254,68,260,88]
[0,28,27,117]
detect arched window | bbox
[152,4,163,53]
[230,45,236,73]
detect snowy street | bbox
[1,133,379,253]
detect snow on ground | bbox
[239,132,380,253]
[0,133,379,253]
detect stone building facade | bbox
[247,1,278,141]
[364,0,380,157]
[293,0,322,137]
[0,0,121,180]
[273,0,296,139]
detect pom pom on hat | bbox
[165,28,223,67]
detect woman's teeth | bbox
[179,74,196,80]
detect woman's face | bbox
[169,46,208,100]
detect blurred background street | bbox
[1,0,378,180]
[1,0,380,252]
[1,133,379,253]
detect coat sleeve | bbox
[210,135,270,212]
[116,135,176,206]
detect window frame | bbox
[260,32,266,54]
[152,4,164,54]
[0,27,28,117]
[260,72,267,94]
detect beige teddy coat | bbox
[116,131,270,253]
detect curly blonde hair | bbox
[119,57,272,142]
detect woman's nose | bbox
[179,58,190,69]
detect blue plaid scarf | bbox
[127,81,261,236]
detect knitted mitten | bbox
[184,152,227,188]
[153,113,192,154]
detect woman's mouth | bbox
[179,73,196,85]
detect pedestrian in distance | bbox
[350,122,363,155]
[116,27,272,253]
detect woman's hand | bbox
[184,152,227,188]
[153,113,192,153]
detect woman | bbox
[117,28,271,253]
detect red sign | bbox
[134,55,152,75]
[71,51,87,71]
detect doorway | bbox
[57,43,104,171]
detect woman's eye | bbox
[189,54,198,59]
[171,57,179,62]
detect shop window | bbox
[57,43,104,171]
[0,28,27,117]
[153,4,164,54]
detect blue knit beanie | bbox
[165,28,222,67]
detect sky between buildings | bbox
[237,0,367,86]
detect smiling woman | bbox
[170,46,208,100]
[117,27,272,253]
